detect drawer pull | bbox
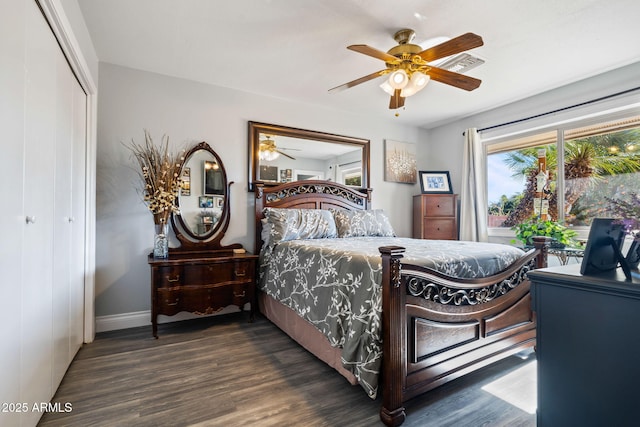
[234,291,246,298]
[165,299,179,306]
[235,269,246,277]
[166,274,180,283]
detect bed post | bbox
[379,246,407,427]
[532,236,551,268]
[254,184,265,254]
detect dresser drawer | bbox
[423,195,456,217]
[423,218,457,240]
[233,260,254,281]
[181,283,252,314]
[156,287,181,315]
[154,266,184,287]
[183,263,234,285]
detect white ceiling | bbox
[77,0,640,129]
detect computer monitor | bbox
[580,218,631,280]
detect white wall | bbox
[95,62,423,322]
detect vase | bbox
[153,223,169,259]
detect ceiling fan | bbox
[259,135,297,160]
[329,29,484,109]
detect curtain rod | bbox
[462,85,640,136]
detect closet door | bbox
[0,1,27,425]
[70,79,87,355]
[52,45,74,388]
[0,1,87,425]
[22,0,57,421]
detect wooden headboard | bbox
[254,180,372,254]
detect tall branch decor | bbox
[125,130,185,258]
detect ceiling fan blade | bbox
[347,44,398,63]
[418,32,483,62]
[389,89,405,109]
[427,66,481,91]
[277,150,296,160]
[328,69,386,93]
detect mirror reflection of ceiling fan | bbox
[329,29,484,110]
[259,135,299,161]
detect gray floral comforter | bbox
[258,236,525,398]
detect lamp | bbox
[259,137,280,161]
[379,68,429,99]
[400,71,430,97]
[259,149,279,161]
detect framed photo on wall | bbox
[198,195,214,208]
[419,171,453,194]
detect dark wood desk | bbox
[528,264,640,427]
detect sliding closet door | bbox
[70,79,87,356]
[0,1,27,425]
[22,0,58,419]
[0,1,88,425]
[52,45,74,388]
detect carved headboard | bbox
[254,180,372,254]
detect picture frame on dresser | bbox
[419,170,453,194]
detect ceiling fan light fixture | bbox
[388,69,408,89]
[379,79,395,96]
[259,149,279,162]
[400,72,430,97]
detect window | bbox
[486,115,640,232]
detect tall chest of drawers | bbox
[148,251,258,338]
[412,194,458,240]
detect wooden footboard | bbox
[379,238,548,427]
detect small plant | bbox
[512,218,578,248]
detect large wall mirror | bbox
[172,141,238,251]
[248,121,370,191]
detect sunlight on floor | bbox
[481,360,537,414]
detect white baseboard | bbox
[95,306,244,333]
[95,310,150,333]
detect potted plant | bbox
[512,218,578,249]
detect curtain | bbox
[460,128,488,242]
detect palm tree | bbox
[501,129,640,227]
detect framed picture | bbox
[180,167,191,196]
[419,171,453,194]
[580,218,631,279]
[384,139,417,183]
[198,195,214,208]
[213,195,224,208]
[259,165,278,182]
[279,168,292,183]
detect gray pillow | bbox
[331,209,396,238]
[262,208,338,247]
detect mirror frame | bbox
[248,121,370,191]
[171,141,240,252]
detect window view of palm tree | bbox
[487,116,640,229]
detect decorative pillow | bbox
[262,208,337,247]
[331,209,396,238]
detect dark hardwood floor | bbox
[38,313,536,427]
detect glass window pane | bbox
[564,122,640,227]
[487,139,557,228]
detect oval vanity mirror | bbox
[172,141,235,249]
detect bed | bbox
[254,180,548,426]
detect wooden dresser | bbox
[412,194,458,240]
[148,251,258,338]
[529,264,640,427]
